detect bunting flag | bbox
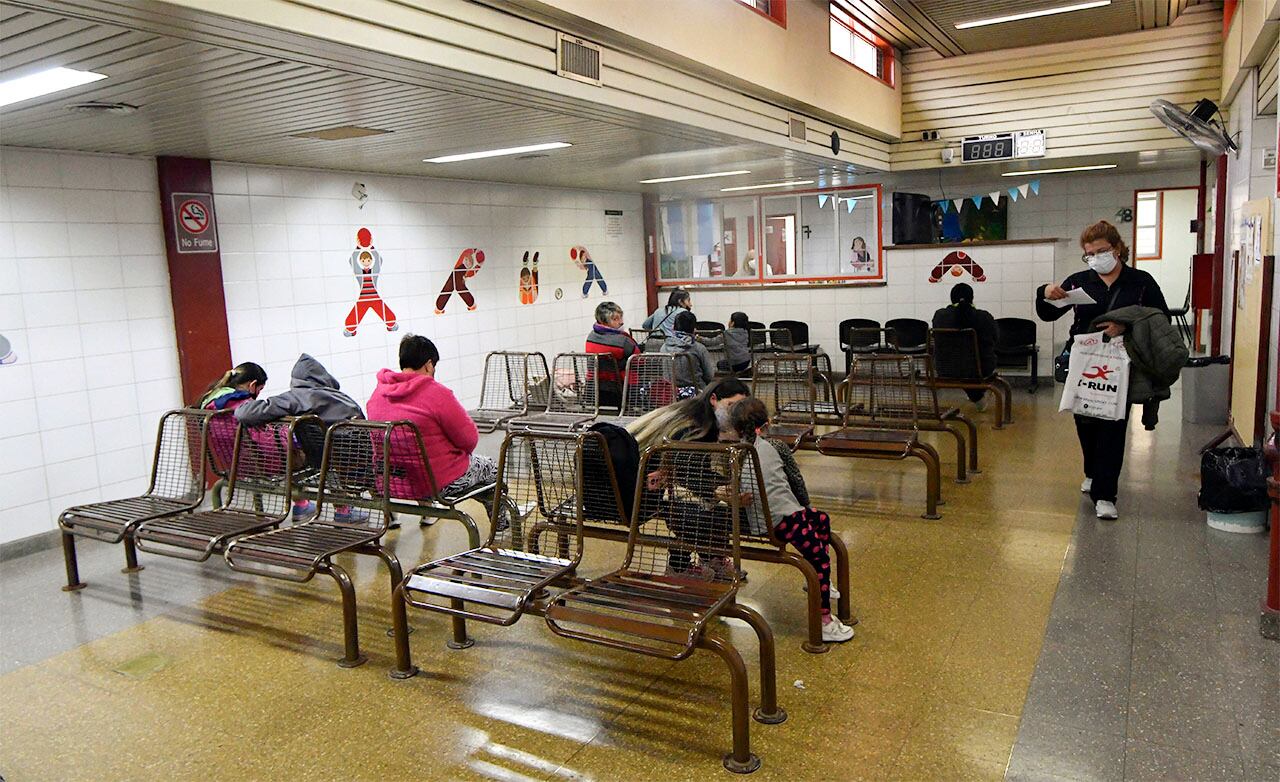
[846,198,856,213]
[970,195,984,208]
[953,198,965,212]
[1030,180,1040,195]
[1018,183,1030,198]
[936,199,950,213]
[988,191,1002,203]
[1008,187,1020,202]
[818,194,829,208]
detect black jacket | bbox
[1035,264,1169,337]
[932,304,999,378]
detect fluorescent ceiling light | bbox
[639,170,751,184]
[955,0,1110,29]
[0,67,106,108]
[721,180,815,192]
[424,142,571,163]
[1001,164,1116,177]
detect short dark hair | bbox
[399,334,440,370]
[729,311,749,328]
[672,310,697,335]
[667,289,690,309]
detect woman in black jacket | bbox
[932,282,999,410]
[1036,220,1168,521]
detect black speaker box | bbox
[892,192,936,245]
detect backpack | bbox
[583,422,640,523]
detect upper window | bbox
[1135,191,1162,259]
[829,4,893,85]
[734,0,787,27]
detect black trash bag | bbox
[1198,447,1269,513]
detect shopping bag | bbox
[1058,331,1129,420]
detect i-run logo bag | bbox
[1058,331,1129,420]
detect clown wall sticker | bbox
[519,251,539,305]
[570,245,607,297]
[344,228,398,337]
[436,248,485,314]
[928,250,987,283]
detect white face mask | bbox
[1087,251,1118,275]
[714,404,732,431]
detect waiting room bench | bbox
[929,328,1014,428]
[506,352,601,433]
[467,350,549,433]
[395,436,785,774]
[59,408,214,591]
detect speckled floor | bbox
[0,389,1270,781]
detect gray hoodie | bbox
[234,354,365,425]
[661,332,716,389]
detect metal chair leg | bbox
[722,604,787,725]
[828,532,854,624]
[913,444,942,520]
[955,413,980,473]
[781,550,828,655]
[61,532,86,592]
[389,582,418,680]
[944,423,968,484]
[698,634,761,775]
[121,536,144,574]
[447,602,474,650]
[326,563,367,668]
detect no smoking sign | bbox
[172,192,217,254]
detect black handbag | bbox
[1054,340,1072,383]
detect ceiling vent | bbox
[557,32,602,86]
[290,125,393,141]
[66,101,138,115]
[789,117,807,142]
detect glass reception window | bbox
[654,185,883,286]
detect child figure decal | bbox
[435,248,486,314]
[344,228,398,337]
[518,251,539,305]
[570,245,607,298]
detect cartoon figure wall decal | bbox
[928,250,987,283]
[344,228,398,337]
[518,251,539,304]
[570,245,607,297]
[0,334,15,365]
[435,248,486,314]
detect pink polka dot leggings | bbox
[774,507,833,613]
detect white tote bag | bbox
[1058,331,1130,421]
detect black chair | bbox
[695,319,725,332]
[839,318,883,374]
[746,320,766,331]
[994,317,1040,393]
[886,318,929,355]
[770,320,814,353]
[1168,289,1193,346]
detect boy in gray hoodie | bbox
[661,311,716,395]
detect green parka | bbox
[1090,305,1188,403]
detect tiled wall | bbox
[212,163,646,410]
[0,147,181,545]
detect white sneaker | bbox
[975,397,990,413]
[1080,478,1092,493]
[830,586,841,601]
[822,617,855,643]
[1095,500,1118,520]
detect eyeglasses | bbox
[1080,249,1113,262]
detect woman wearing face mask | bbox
[1036,220,1169,520]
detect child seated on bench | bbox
[661,311,716,398]
[725,398,854,643]
[701,311,753,376]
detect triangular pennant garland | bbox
[846,198,856,213]
[988,191,1001,203]
[818,194,829,208]
[953,198,965,212]
[1018,183,1030,198]
[970,195,984,208]
[1008,187,1020,201]
[1029,180,1040,195]
[937,200,950,213]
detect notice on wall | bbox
[604,209,623,238]
[172,193,218,254]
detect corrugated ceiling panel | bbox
[1258,36,1279,116]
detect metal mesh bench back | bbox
[547,352,600,415]
[620,353,680,417]
[223,418,307,517]
[695,328,726,371]
[843,355,919,428]
[206,409,238,480]
[374,420,444,502]
[899,354,944,419]
[152,409,212,503]
[473,351,544,419]
[313,420,397,532]
[624,442,757,583]
[752,354,817,426]
[630,328,664,353]
[929,328,984,381]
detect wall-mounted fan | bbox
[1149,98,1238,156]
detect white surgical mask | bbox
[1087,251,1118,275]
[714,405,732,431]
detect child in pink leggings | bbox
[726,398,853,643]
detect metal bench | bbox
[466,351,549,433]
[815,356,943,519]
[545,441,786,773]
[134,416,311,561]
[928,328,1014,428]
[751,353,818,451]
[58,408,213,591]
[607,352,685,425]
[629,327,665,353]
[506,352,601,433]
[223,420,415,669]
[749,327,793,354]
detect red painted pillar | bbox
[1211,154,1228,355]
[156,157,232,402]
[642,193,659,314]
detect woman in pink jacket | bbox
[366,334,496,498]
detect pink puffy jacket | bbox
[366,369,477,495]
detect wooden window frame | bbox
[829,3,895,87]
[1134,190,1164,260]
[732,0,787,28]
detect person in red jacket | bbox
[366,334,496,498]
[584,301,638,409]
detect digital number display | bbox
[962,135,1013,163]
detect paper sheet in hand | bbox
[1047,287,1096,308]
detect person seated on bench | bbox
[661,311,716,397]
[194,361,269,476]
[629,376,751,451]
[931,282,999,411]
[700,311,752,375]
[641,288,692,336]
[233,353,366,521]
[725,398,854,643]
[367,334,496,501]
[584,301,638,409]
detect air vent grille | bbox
[789,117,807,142]
[557,32,602,86]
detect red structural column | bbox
[156,157,232,402]
[1211,154,1228,355]
[642,193,659,314]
